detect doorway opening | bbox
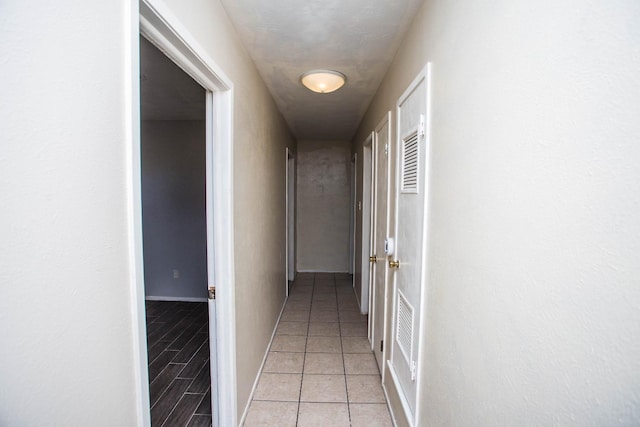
[140,34,212,426]
[286,148,296,295]
[350,154,357,279]
[130,2,238,426]
[360,134,374,315]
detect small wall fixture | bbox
[300,69,346,94]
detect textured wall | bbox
[0,1,139,425]
[297,140,352,272]
[141,120,207,300]
[353,0,640,425]
[159,0,297,419]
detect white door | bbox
[371,112,391,373]
[204,92,220,426]
[388,65,431,424]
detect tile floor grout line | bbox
[334,272,354,427]
[183,391,209,427]
[149,358,191,411]
[150,374,177,411]
[159,392,184,427]
[295,272,314,427]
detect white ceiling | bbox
[220,0,425,140]
[140,1,425,137]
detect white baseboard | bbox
[386,360,413,426]
[145,296,208,302]
[238,296,288,425]
[382,377,399,427]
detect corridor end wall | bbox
[296,140,352,273]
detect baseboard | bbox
[382,378,400,427]
[385,360,413,427]
[145,296,208,302]
[238,296,288,426]
[354,289,363,312]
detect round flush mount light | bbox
[300,69,346,94]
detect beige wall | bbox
[296,140,352,272]
[161,0,297,419]
[354,0,640,425]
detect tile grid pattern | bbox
[145,300,212,427]
[244,272,393,427]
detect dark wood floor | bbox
[146,300,212,427]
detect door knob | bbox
[389,259,400,269]
[369,255,377,262]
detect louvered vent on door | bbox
[396,290,414,364]
[401,132,419,193]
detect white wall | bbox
[353,0,640,425]
[0,1,140,425]
[142,120,207,300]
[297,140,352,272]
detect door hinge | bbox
[208,286,216,300]
[418,114,426,138]
[380,340,384,352]
[384,143,389,156]
[410,360,417,381]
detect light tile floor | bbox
[243,273,394,427]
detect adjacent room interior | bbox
[139,36,213,426]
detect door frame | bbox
[286,148,296,293]
[371,111,392,378]
[128,1,237,426]
[360,133,375,315]
[349,154,357,277]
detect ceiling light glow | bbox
[300,70,346,94]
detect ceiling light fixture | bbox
[300,69,346,94]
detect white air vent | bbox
[401,132,419,193]
[396,290,414,364]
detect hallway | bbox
[243,273,393,426]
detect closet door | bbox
[388,64,431,423]
[371,112,391,373]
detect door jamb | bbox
[372,110,392,381]
[131,1,237,426]
[350,154,357,278]
[285,148,296,294]
[361,133,374,316]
